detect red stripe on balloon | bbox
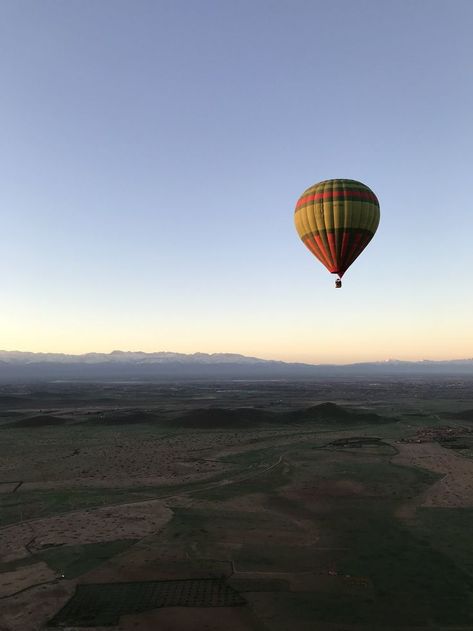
[327,232,338,267]
[313,234,337,272]
[296,189,377,208]
[303,229,376,277]
[304,235,334,271]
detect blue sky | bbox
[1,0,472,362]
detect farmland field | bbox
[1,378,473,630]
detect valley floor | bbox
[1,379,473,630]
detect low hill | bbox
[8,414,67,427]
[289,402,389,424]
[167,403,390,428]
[1,402,393,430]
[170,407,276,429]
[445,409,473,422]
[86,410,162,425]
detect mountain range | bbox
[0,350,472,381]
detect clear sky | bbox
[1,0,472,363]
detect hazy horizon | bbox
[1,347,473,366]
[2,0,472,363]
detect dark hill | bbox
[289,402,389,424]
[165,403,391,428]
[171,407,276,429]
[445,409,473,422]
[9,414,67,427]
[86,410,161,425]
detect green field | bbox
[2,382,473,629]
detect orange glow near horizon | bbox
[2,297,472,365]
[2,327,472,365]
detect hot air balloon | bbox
[294,179,380,288]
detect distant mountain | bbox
[0,350,472,382]
[0,350,269,365]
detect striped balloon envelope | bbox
[294,179,380,287]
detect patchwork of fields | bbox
[1,379,473,630]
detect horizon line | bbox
[0,349,472,366]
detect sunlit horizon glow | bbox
[3,332,473,366]
[1,1,472,364]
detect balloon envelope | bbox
[294,179,380,278]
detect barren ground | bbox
[1,379,473,630]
